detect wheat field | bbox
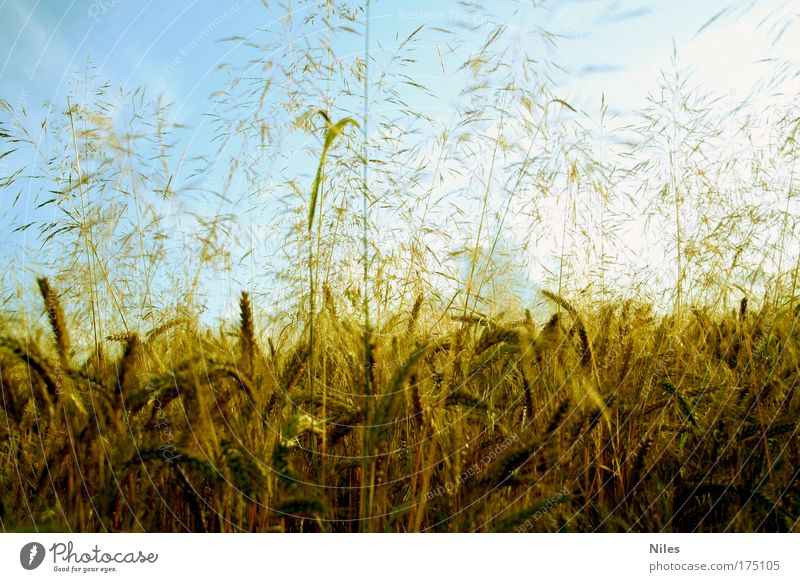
[1,279,799,532]
[1,1,799,533]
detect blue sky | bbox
[1,0,798,322]
[5,1,794,149]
